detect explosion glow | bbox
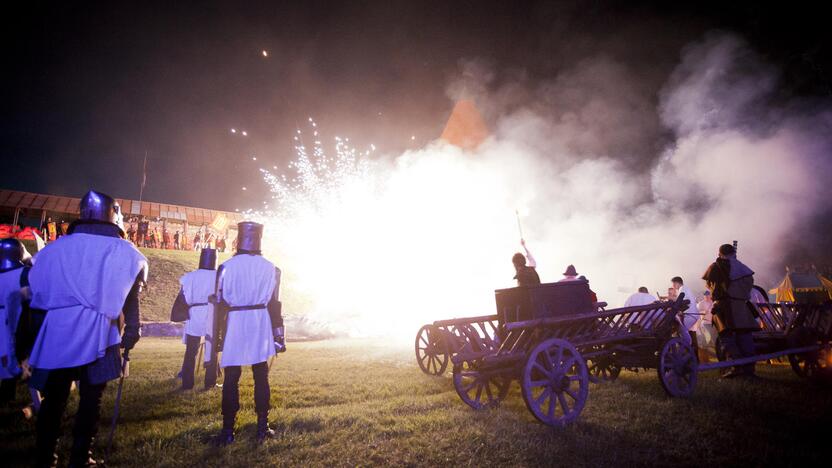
[255,120,527,339]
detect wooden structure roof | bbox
[0,189,244,226]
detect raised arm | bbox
[521,239,536,268]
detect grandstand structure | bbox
[0,188,244,242]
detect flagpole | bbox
[139,151,148,202]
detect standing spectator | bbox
[193,232,201,251]
[671,276,699,359]
[702,244,757,378]
[217,236,226,253]
[174,230,181,250]
[697,291,715,362]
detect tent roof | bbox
[787,272,827,290]
[440,99,489,150]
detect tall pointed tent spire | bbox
[440,99,489,150]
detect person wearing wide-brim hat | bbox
[559,264,580,282]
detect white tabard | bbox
[28,234,147,370]
[181,269,216,338]
[218,254,279,368]
[0,268,23,378]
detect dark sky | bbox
[2,1,830,212]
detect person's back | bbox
[624,290,657,308]
[29,227,146,369]
[26,190,147,466]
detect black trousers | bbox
[719,329,756,373]
[0,376,18,403]
[221,361,270,429]
[181,334,217,390]
[36,367,106,467]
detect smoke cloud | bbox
[262,32,832,339]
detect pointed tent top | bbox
[440,99,489,150]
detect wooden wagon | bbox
[447,280,693,426]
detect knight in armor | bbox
[702,243,756,378]
[0,239,29,402]
[27,190,148,467]
[210,221,284,445]
[171,248,218,391]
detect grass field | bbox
[1,337,830,467]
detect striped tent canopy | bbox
[768,269,832,304]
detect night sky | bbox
[2,1,830,212]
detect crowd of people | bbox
[0,190,284,466]
[124,221,229,252]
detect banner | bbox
[210,213,229,232]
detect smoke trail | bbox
[260,33,832,339]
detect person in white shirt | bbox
[624,287,657,308]
[211,222,284,445]
[624,287,658,327]
[672,276,700,358]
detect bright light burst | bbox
[256,120,521,339]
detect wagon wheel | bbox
[587,357,621,383]
[452,356,510,410]
[657,336,697,397]
[786,326,824,379]
[415,325,449,376]
[520,338,589,427]
[587,359,621,383]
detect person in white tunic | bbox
[0,239,28,401]
[27,190,148,468]
[671,276,700,357]
[0,240,45,416]
[170,248,218,390]
[210,221,284,445]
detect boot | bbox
[68,436,99,467]
[256,412,275,444]
[212,428,235,446]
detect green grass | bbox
[137,248,231,322]
[1,338,829,467]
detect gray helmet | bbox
[198,248,218,270]
[236,221,263,253]
[0,238,27,272]
[79,189,125,232]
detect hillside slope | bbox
[138,248,230,321]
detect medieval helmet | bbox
[236,221,263,253]
[79,190,125,232]
[0,238,27,272]
[198,248,218,270]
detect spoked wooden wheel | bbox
[587,355,621,383]
[521,338,589,427]
[787,327,827,380]
[415,325,449,375]
[452,356,510,410]
[657,337,697,397]
[789,343,830,381]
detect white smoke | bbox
[263,33,832,339]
